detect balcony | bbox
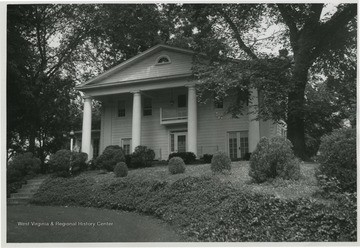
[160,107,188,125]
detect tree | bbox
[170,4,356,159]
[7,4,98,166]
[7,4,172,166]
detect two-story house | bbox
[76,44,286,161]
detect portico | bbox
[80,84,199,160]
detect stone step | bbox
[7,198,30,205]
[17,188,39,193]
[24,182,44,186]
[11,193,34,198]
[8,176,47,205]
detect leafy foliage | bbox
[249,136,300,182]
[32,175,356,241]
[7,152,41,179]
[114,162,128,177]
[202,154,213,163]
[317,128,356,193]
[7,4,168,165]
[94,145,125,171]
[210,151,231,173]
[49,150,88,177]
[168,152,196,165]
[7,152,40,196]
[168,157,186,175]
[176,3,356,160]
[7,5,96,166]
[130,146,155,168]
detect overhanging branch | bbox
[218,8,258,59]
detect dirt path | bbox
[7,205,185,242]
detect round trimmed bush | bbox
[114,162,128,177]
[211,151,231,173]
[130,146,155,168]
[49,150,88,177]
[94,145,125,171]
[49,150,72,176]
[317,128,356,192]
[168,157,186,174]
[249,136,300,183]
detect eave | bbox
[76,73,193,92]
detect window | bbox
[118,100,126,117]
[143,97,152,116]
[178,94,187,108]
[122,138,131,155]
[156,55,171,65]
[239,131,249,158]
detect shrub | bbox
[168,152,196,164]
[317,128,356,192]
[7,181,24,197]
[242,152,252,161]
[94,145,125,171]
[211,151,231,173]
[7,166,23,184]
[114,162,128,177]
[71,152,88,173]
[130,146,155,168]
[31,175,357,242]
[8,152,41,177]
[202,154,213,163]
[168,157,186,174]
[125,154,132,167]
[49,150,88,177]
[249,136,300,183]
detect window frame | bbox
[118,100,126,117]
[121,138,132,155]
[155,55,171,65]
[143,97,153,116]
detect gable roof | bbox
[76,44,197,90]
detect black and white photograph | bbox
[3,1,358,246]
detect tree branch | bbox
[310,4,357,62]
[218,8,258,59]
[277,4,299,48]
[304,4,323,28]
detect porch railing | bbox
[160,107,187,124]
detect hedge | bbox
[31,176,356,242]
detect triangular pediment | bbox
[78,44,195,89]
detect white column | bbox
[187,85,197,156]
[81,95,92,160]
[248,88,260,152]
[131,90,141,152]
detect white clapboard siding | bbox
[95,50,192,86]
[197,96,249,156]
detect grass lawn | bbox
[88,161,320,200]
[7,205,184,242]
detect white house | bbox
[76,44,286,161]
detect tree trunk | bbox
[286,48,310,161]
[28,133,36,154]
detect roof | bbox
[76,44,198,91]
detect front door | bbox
[228,131,249,160]
[170,132,187,153]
